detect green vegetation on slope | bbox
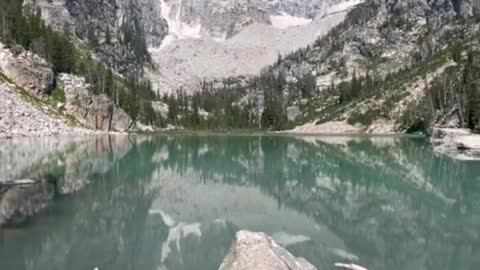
[0,0,162,126]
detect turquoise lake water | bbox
[1,135,480,270]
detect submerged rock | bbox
[219,230,317,270]
[0,179,54,226]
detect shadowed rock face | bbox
[219,230,317,270]
[60,0,169,46]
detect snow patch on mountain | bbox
[160,0,202,48]
[149,0,365,94]
[270,13,312,29]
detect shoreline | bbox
[0,129,423,139]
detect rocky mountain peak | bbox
[159,0,272,42]
[158,0,363,45]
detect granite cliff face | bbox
[58,74,133,132]
[21,0,365,93]
[157,0,352,42]
[159,0,271,41]
[24,0,169,73]
[0,42,133,136]
[276,0,480,88]
[149,0,362,94]
[0,44,53,97]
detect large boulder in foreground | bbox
[0,43,54,96]
[58,74,133,132]
[219,230,317,270]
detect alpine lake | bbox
[1,134,480,270]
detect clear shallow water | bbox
[1,135,480,270]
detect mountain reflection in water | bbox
[1,135,480,270]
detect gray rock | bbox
[161,0,271,40]
[0,179,54,226]
[0,81,84,139]
[219,230,317,270]
[138,0,170,47]
[431,127,471,140]
[430,128,480,160]
[151,101,169,119]
[0,43,54,96]
[24,0,169,73]
[287,105,302,122]
[273,0,479,93]
[59,74,133,132]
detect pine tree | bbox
[105,27,112,45]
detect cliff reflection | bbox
[1,135,479,270]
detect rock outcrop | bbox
[287,106,302,122]
[159,0,272,40]
[274,0,480,92]
[24,0,169,73]
[0,43,54,96]
[219,230,317,270]
[149,0,358,94]
[59,74,133,132]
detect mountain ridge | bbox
[0,0,480,138]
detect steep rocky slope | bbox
[0,81,83,138]
[247,0,480,133]
[24,0,169,73]
[11,0,480,134]
[148,0,363,93]
[275,0,479,88]
[24,0,362,91]
[0,42,134,136]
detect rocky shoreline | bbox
[0,82,90,139]
[0,42,135,139]
[431,128,480,160]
